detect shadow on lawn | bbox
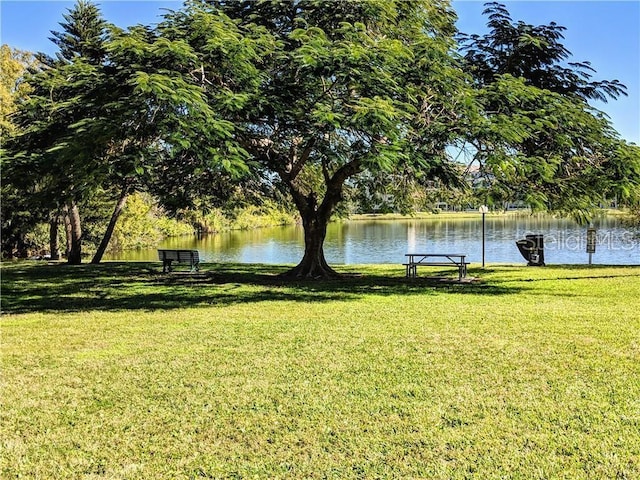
[2,261,520,314]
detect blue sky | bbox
[1,0,638,144]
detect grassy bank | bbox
[2,262,639,478]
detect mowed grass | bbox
[1,262,639,479]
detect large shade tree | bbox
[7,0,637,267]
[198,0,471,278]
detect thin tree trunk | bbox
[66,201,82,265]
[91,187,129,264]
[63,205,73,258]
[49,214,61,260]
[15,234,29,258]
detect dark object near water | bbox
[516,234,545,266]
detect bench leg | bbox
[163,260,173,273]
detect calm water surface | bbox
[107,214,639,265]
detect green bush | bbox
[232,201,298,230]
[109,193,161,251]
[198,208,232,233]
[108,193,194,252]
[154,217,195,238]
[23,222,51,255]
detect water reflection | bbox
[107,214,639,265]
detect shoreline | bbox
[345,208,628,222]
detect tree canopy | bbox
[3,0,254,262]
[199,0,471,277]
[458,2,627,102]
[458,2,640,221]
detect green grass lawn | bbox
[2,262,639,479]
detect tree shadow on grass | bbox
[481,264,640,283]
[2,261,521,315]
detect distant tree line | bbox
[2,0,639,277]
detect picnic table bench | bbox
[404,253,469,281]
[158,249,200,273]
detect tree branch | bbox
[318,158,362,221]
[288,137,315,181]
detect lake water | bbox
[107,214,640,266]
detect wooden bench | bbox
[404,253,469,281]
[158,249,200,273]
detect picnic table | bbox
[404,253,469,281]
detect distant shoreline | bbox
[346,209,628,222]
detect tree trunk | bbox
[49,214,60,260]
[63,206,73,258]
[11,234,29,258]
[280,188,341,279]
[66,201,83,265]
[279,159,362,279]
[91,188,129,264]
[283,213,339,278]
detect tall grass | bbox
[2,263,639,478]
